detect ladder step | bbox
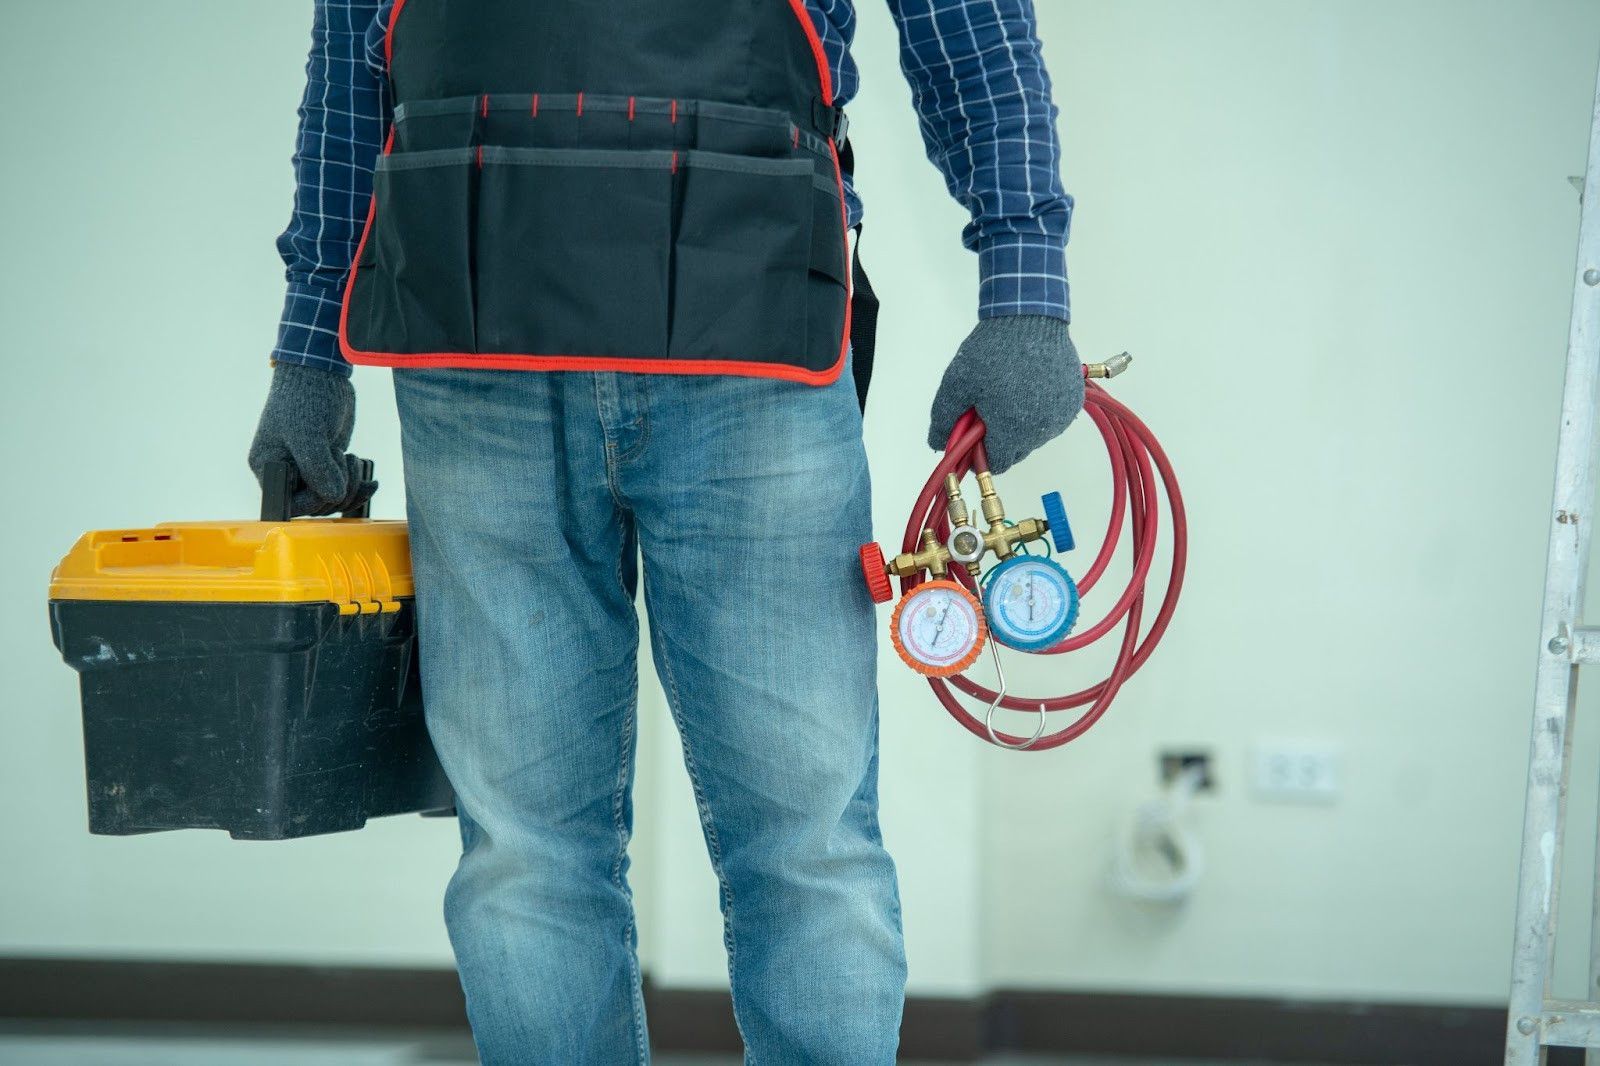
[1561,625,1600,664]
[1537,1000,1600,1046]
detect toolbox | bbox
[47,463,454,840]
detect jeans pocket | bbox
[474,147,674,357]
[668,152,816,365]
[356,149,478,356]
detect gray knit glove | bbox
[248,364,377,517]
[927,316,1085,475]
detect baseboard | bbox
[985,989,1526,1065]
[0,958,1532,1064]
[0,958,468,1030]
[639,985,986,1060]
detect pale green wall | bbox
[1,0,1597,1008]
[972,0,1600,1006]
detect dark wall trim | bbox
[639,985,985,1061]
[986,989,1529,1066]
[0,958,1528,1064]
[0,958,468,1030]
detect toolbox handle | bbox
[261,460,375,523]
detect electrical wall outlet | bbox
[1252,742,1341,803]
[1159,750,1216,792]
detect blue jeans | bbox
[393,357,906,1065]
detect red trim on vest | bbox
[785,0,833,103]
[348,0,851,387]
[828,137,853,379]
[341,350,849,385]
[385,0,407,69]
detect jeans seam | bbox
[614,387,651,464]
[616,510,633,597]
[610,508,646,1064]
[602,439,629,511]
[613,666,647,1064]
[653,633,750,1053]
[594,374,630,511]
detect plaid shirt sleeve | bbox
[270,0,390,376]
[887,0,1073,322]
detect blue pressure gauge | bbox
[982,555,1080,652]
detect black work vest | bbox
[339,0,852,386]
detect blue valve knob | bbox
[1041,491,1074,553]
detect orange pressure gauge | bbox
[889,580,987,678]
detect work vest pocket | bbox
[356,150,477,355]
[669,152,818,365]
[475,147,673,357]
[807,173,850,367]
[810,176,849,287]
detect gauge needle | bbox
[930,604,951,648]
[1026,576,1036,621]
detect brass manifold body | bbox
[887,471,1050,581]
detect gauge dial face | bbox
[983,556,1080,651]
[891,580,986,677]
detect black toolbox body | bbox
[50,598,453,840]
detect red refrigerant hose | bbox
[892,379,1187,750]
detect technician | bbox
[249,1,1079,1062]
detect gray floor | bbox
[0,1023,1293,1066]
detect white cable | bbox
[1106,762,1207,903]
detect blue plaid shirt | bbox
[274,0,1074,374]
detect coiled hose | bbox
[894,379,1188,751]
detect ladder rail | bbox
[1505,42,1600,1066]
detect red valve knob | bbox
[859,542,894,604]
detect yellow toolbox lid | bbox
[49,520,413,615]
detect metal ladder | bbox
[1506,47,1600,1066]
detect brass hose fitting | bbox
[1085,352,1133,380]
[976,472,1011,561]
[945,475,970,528]
[888,529,951,579]
[919,529,948,579]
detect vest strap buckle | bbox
[812,98,850,143]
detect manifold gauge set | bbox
[858,362,1188,752]
[864,480,1080,678]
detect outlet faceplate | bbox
[1252,742,1340,803]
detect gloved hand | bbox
[927,316,1085,475]
[248,364,378,517]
